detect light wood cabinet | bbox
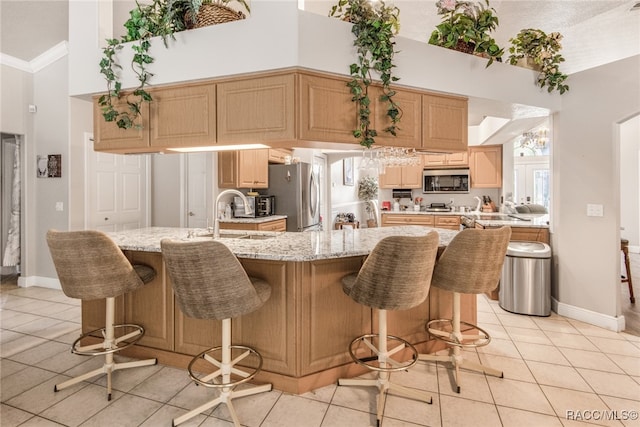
[298,73,356,144]
[216,73,295,143]
[469,145,502,188]
[372,86,422,148]
[381,213,435,227]
[150,83,216,149]
[93,70,469,155]
[268,148,293,164]
[434,215,461,230]
[124,251,174,350]
[93,95,150,153]
[218,149,269,189]
[423,151,469,168]
[220,218,286,232]
[379,162,423,189]
[422,94,468,152]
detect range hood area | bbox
[72,2,561,154]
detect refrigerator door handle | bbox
[309,171,319,218]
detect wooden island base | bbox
[82,252,475,395]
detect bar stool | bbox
[46,230,158,401]
[161,239,272,427]
[419,227,511,393]
[621,239,636,303]
[338,233,439,426]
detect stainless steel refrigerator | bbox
[268,163,320,232]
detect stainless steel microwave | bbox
[423,169,470,193]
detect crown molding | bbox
[0,41,68,73]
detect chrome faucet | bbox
[213,189,252,239]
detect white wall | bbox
[32,57,70,280]
[620,115,640,250]
[553,55,640,330]
[151,153,183,227]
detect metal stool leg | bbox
[419,292,502,393]
[54,297,157,400]
[338,310,432,426]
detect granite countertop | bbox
[464,212,550,228]
[381,210,462,216]
[379,210,549,228]
[107,226,457,262]
[219,214,287,224]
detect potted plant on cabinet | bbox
[329,0,402,149]
[173,0,250,29]
[508,29,569,94]
[428,0,504,66]
[358,175,379,228]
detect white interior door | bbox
[86,134,148,231]
[514,156,550,209]
[185,152,211,228]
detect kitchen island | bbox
[84,226,470,394]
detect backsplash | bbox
[378,188,501,211]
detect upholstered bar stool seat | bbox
[621,238,635,304]
[46,230,158,400]
[161,239,272,427]
[419,227,511,393]
[338,233,439,426]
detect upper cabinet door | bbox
[299,73,357,144]
[372,86,422,148]
[150,83,216,148]
[93,96,150,153]
[217,74,295,143]
[422,94,468,152]
[470,145,502,188]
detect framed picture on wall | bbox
[37,155,48,178]
[343,157,354,186]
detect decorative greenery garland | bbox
[98,0,187,129]
[330,0,402,148]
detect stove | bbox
[425,203,452,212]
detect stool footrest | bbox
[348,334,418,373]
[188,345,263,389]
[72,324,145,356]
[426,319,491,348]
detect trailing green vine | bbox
[330,0,401,148]
[98,0,184,129]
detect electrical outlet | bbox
[586,203,603,217]
[55,202,63,211]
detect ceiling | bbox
[1,0,638,144]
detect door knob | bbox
[104,217,109,221]
[188,211,195,216]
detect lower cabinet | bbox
[381,214,435,227]
[220,218,286,232]
[434,215,460,230]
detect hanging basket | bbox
[516,57,543,72]
[192,4,246,29]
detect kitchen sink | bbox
[196,232,275,240]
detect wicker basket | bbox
[193,4,246,28]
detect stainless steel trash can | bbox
[499,241,551,316]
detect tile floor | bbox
[1,278,640,427]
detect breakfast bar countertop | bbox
[107,226,457,262]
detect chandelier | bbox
[359,146,421,174]
[518,128,549,151]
